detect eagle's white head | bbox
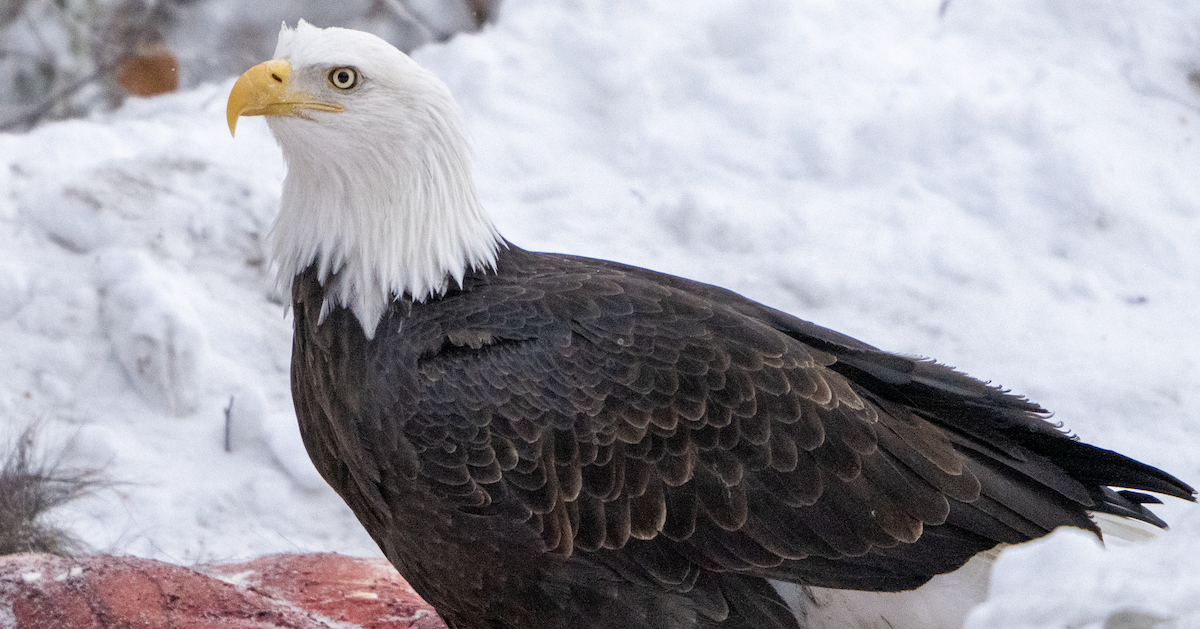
[227,20,502,338]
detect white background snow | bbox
[2,1,1199,627]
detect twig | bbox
[380,0,441,44]
[0,65,111,131]
[223,395,235,453]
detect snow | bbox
[967,518,1200,628]
[2,0,1198,626]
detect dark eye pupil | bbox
[331,68,356,88]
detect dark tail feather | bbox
[1027,437,1195,528]
[1094,488,1167,528]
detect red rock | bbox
[204,554,446,629]
[0,553,446,629]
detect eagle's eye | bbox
[328,66,360,90]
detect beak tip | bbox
[226,68,254,139]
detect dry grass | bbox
[0,426,110,556]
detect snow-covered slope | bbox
[2,1,1197,627]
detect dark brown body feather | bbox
[290,243,1193,629]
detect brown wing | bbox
[360,249,1190,595]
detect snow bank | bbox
[2,0,1198,625]
[0,84,376,560]
[967,510,1200,627]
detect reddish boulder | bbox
[0,553,446,629]
[204,554,446,629]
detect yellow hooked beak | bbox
[226,59,345,136]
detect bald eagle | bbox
[227,21,1193,629]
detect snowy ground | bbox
[2,1,1199,627]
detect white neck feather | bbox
[267,68,502,339]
